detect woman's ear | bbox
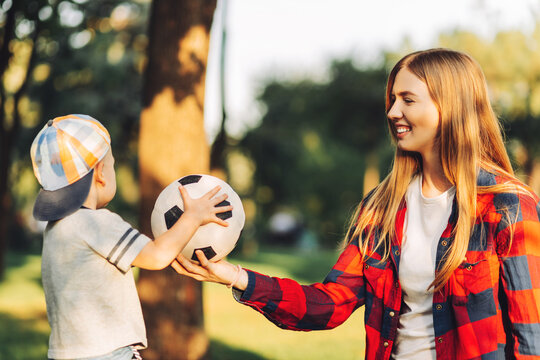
[94,161,106,186]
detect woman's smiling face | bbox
[387,68,440,159]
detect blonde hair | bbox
[347,48,523,291]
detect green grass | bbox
[206,247,366,360]
[0,252,49,360]
[0,248,365,359]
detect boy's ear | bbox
[94,161,106,186]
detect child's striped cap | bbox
[31,115,111,221]
[31,114,111,191]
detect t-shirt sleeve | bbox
[78,209,151,273]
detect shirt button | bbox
[394,250,400,256]
[441,240,448,246]
[466,265,472,271]
[365,264,370,269]
[389,311,395,317]
[383,341,389,347]
[436,304,443,310]
[437,337,444,343]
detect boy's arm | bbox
[132,185,231,270]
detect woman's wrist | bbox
[227,264,242,288]
[226,265,248,291]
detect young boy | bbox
[30,114,231,360]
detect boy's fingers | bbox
[177,185,190,200]
[213,217,230,227]
[212,193,229,204]
[214,205,234,213]
[214,205,233,214]
[204,185,222,199]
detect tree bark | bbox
[137,1,216,359]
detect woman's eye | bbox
[404,98,413,103]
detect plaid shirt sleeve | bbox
[496,190,540,358]
[236,236,366,331]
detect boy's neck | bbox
[82,183,98,209]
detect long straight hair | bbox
[347,48,518,291]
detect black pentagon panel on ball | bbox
[215,200,232,220]
[165,205,184,229]
[178,175,202,186]
[191,246,217,261]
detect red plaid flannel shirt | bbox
[236,169,540,359]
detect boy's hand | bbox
[178,185,232,227]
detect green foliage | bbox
[4,1,540,253]
[3,0,150,249]
[239,60,392,247]
[438,25,540,175]
[238,24,540,249]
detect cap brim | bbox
[33,169,94,221]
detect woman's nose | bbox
[387,102,402,120]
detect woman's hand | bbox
[171,250,248,291]
[179,185,232,227]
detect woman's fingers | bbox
[171,260,207,281]
[175,252,241,287]
[171,259,188,275]
[178,254,204,270]
[195,250,211,267]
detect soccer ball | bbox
[151,174,245,262]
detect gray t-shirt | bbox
[41,208,151,359]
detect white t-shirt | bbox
[41,208,151,359]
[393,176,455,359]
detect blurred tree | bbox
[137,0,216,359]
[0,0,40,278]
[0,0,150,276]
[240,23,540,249]
[438,24,540,192]
[240,61,392,248]
[209,0,228,175]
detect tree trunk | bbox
[137,1,216,359]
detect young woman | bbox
[172,48,540,360]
